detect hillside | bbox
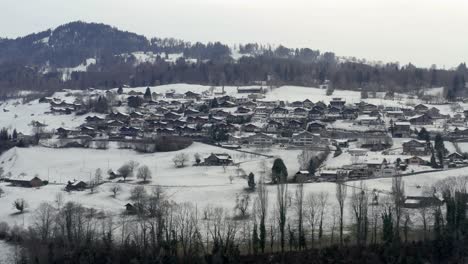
[0,22,466,99]
[0,21,149,67]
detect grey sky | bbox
[2,0,467,68]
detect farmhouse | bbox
[294,171,312,183]
[405,156,427,166]
[290,131,321,146]
[409,114,433,125]
[7,176,45,188]
[447,152,464,162]
[402,140,431,155]
[66,180,88,191]
[414,104,429,114]
[329,98,346,109]
[393,122,411,138]
[403,196,443,209]
[237,87,263,94]
[204,153,233,166]
[245,133,275,146]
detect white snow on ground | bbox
[0,92,88,133]
[423,87,444,97]
[0,240,16,264]
[57,58,96,81]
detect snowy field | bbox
[0,240,16,264]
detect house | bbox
[386,111,405,119]
[294,171,312,183]
[204,153,233,166]
[246,133,275,146]
[447,152,464,162]
[272,107,289,115]
[319,170,348,181]
[85,115,105,126]
[303,99,314,108]
[66,180,88,191]
[287,120,304,130]
[236,106,252,114]
[125,203,144,214]
[185,91,201,100]
[243,123,262,133]
[409,114,433,125]
[426,107,442,119]
[345,164,374,179]
[349,148,368,156]
[293,107,308,116]
[264,120,282,133]
[404,156,427,166]
[393,122,411,138]
[341,108,358,119]
[358,132,392,150]
[308,109,323,120]
[358,103,378,112]
[290,131,321,146]
[403,196,443,209]
[237,87,264,94]
[354,115,384,126]
[402,140,431,155]
[334,139,349,148]
[290,101,304,108]
[329,98,346,109]
[450,127,468,139]
[7,176,45,188]
[125,203,137,214]
[120,126,140,137]
[414,104,429,114]
[306,121,326,132]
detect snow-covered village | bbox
[1,3,468,262]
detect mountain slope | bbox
[0,21,150,67]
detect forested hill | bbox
[0,21,467,100]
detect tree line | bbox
[2,159,468,263]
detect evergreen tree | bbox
[271,158,288,183]
[209,98,219,108]
[308,158,317,176]
[247,172,255,190]
[382,208,393,244]
[252,223,260,255]
[12,129,17,140]
[430,153,438,168]
[117,86,123,95]
[144,87,152,100]
[434,133,446,155]
[94,96,109,113]
[418,128,430,142]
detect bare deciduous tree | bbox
[294,183,306,249]
[234,193,250,218]
[173,153,189,168]
[306,192,319,248]
[392,175,405,240]
[350,181,369,246]
[137,165,152,183]
[256,177,269,253]
[276,178,288,253]
[110,184,122,198]
[335,181,347,246]
[13,198,28,214]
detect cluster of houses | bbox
[34,87,468,176]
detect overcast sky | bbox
[2,0,467,68]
